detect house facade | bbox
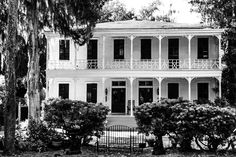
[45,20,224,116]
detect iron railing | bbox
[97,125,146,153]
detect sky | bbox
[119,0,202,24]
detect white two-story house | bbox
[45,20,224,118]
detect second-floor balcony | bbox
[48,59,220,70]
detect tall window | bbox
[168,83,179,99]
[59,40,70,60]
[198,38,208,59]
[59,83,69,99]
[168,39,179,59]
[141,39,151,60]
[114,39,124,60]
[198,83,209,100]
[87,83,97,103]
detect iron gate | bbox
[97,125,146,153]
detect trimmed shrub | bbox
[44,98,109,154]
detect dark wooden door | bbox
[198,38,209,59]
[168,39,179,68]
[198,83,209,100]
[87,40,98,69]
[141,39,151,60]
[112,88,126,113]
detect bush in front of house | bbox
[135,98,236,154]
[134,101,172,155]
[44,98,109,154]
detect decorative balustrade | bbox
[133,59,159,70]
[105,59,130,69]
[76,59,103,69]
[191,59,219,69]
[48,59,220,70]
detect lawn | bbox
[1,146,236,157]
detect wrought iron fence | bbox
[97,125,146,153]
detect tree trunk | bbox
[3,0,18,155]
[27,0,41,121]
[152,135,165,155]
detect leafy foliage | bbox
[190,0,236,106]
[99,0,134,22]
[135,98,236,153]
[44,98,109,153]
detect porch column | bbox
[157,77,163,101]
[217,76,222,98]
[158,35,163,70]
[130,35,135,70]
[188,35,193,69]
[102,77,107,105]
[129,77,134,116]
[74,43,78,69]
[102,36,106,69]
[187,77,193,101]
[217,35,223,69]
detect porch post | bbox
[158,35,163,70]
[130,35,135,70]
[158,77,163,101]
[217,76,222,98]
[102,77,106,105]
[129,77,134,116]
[187,77,193,101]
[217,35,223,69]
[102,36,106,69]
[188,35,193,69]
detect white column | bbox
[187,77,193,101]
[218,76,222,98]
[130,35,135,70]
[217,35,223,69]
[188,35,193,69]
[102,36,106,69]
[102,77,106,105]
[158,77,163,101]
[158,36,163,70]
[129,77,134,116]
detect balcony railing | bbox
[48,59,219,70]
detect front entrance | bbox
[112,88,126,114]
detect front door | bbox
[112,88,126,114]
[87,40,98,69]
[139,88,153,105]
[168,83,179,99]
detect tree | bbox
[99,0,134,22]
[18,0,108,120]
[4,0,18,155]
[139,0,175,22]
[190,0,236,106]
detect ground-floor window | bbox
[168,83,179,99]
[139,81,153,105]
[59,83,69,99]
[87,83,97,103]
[197,83,209,100]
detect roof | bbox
[95,20,210,30]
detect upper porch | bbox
[46,20,224,71]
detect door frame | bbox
[110,79,127,114]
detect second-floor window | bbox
[59,83,69,99]
[141,39,151,60]
[198,38,209,59]
[114,39,124,60]
[59,40,70,60]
